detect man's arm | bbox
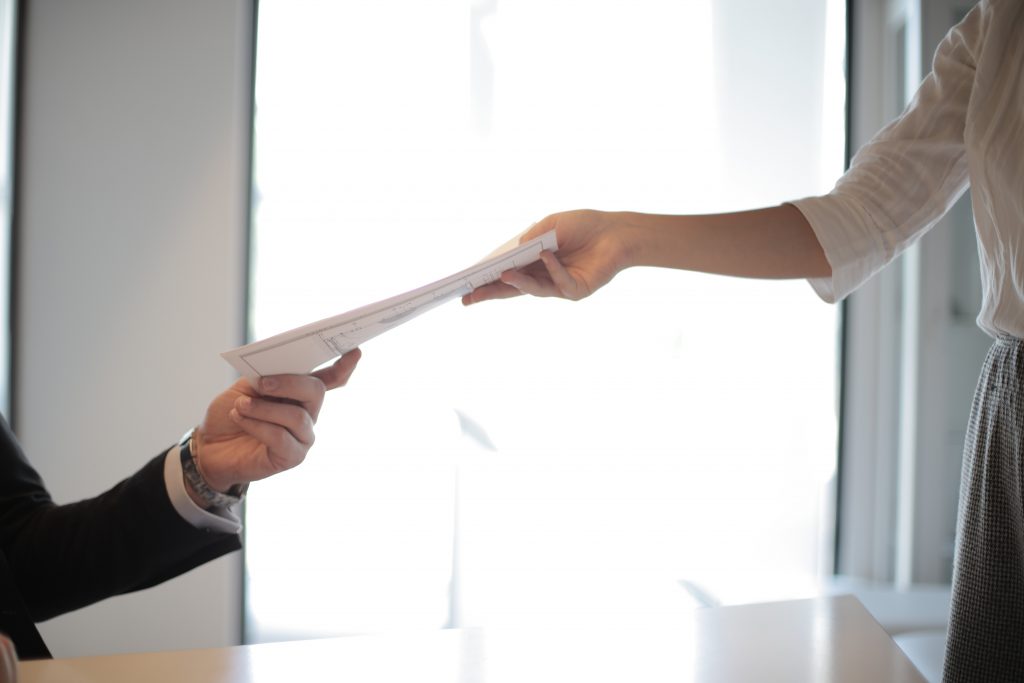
[0,348,361,621]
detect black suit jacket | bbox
[0,416,241,658]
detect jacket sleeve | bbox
[0,418,241,622]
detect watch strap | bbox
[179,428,247,508]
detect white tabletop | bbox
[19,595,925,682]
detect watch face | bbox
[179,427,196,448]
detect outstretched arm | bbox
[0,349,362,621]
[463,204,829,305]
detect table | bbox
[19,595,925,682]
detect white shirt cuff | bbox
[163,446,243,534]
[789,196,885,304]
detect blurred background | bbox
[2,2,987,680]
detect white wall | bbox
[14,0,252,656]
[0,0,14,418]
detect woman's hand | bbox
[462,210,631,305]
[462,204,830,307]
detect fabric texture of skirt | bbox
[943,336,1024,681]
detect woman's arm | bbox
[463,204,829,304]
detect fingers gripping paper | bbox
[221,232,557,385]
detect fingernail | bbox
[237,396,252,410]
[261,377,278,392]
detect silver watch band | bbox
[178,428,247,508]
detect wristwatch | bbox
[179,427,247,508]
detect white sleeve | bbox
[163,446,243,534]
[791,1,987,302]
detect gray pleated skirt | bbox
[943,336,1024,681]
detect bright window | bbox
[246,0,846,641]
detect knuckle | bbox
[269,427,291,451]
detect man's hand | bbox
[0,634,16,683]
[191,348,362,494]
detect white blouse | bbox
[792,0,1024,339]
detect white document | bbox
[222,231,558,385]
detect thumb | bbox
[313,348,362,391]
[520,215,557,243]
